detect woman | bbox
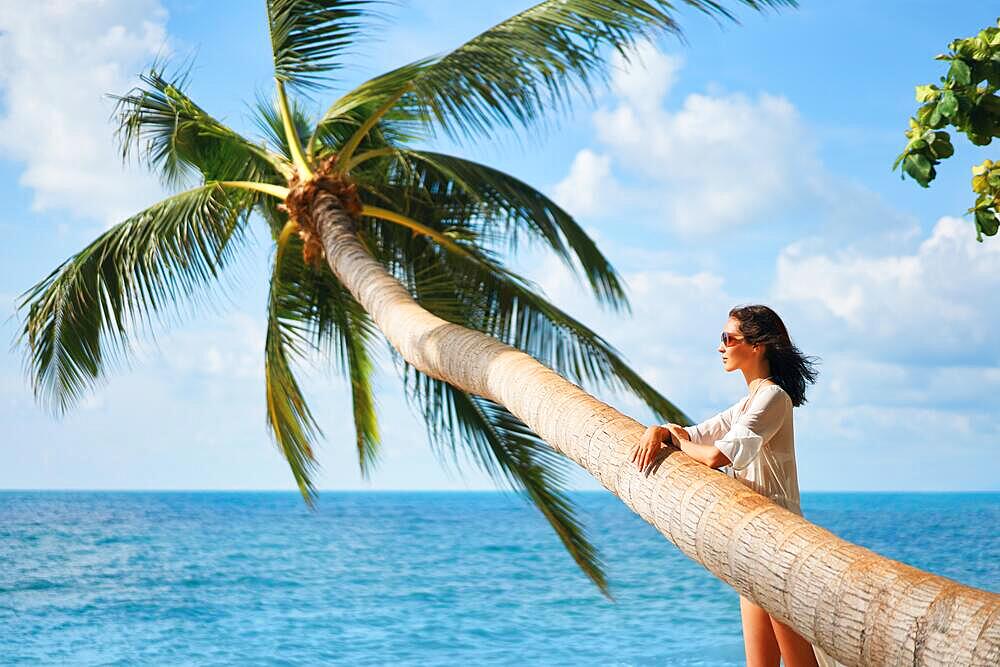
[632,304,828,667]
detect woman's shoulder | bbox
[756,382,793,408]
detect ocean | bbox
[0,491,996,665]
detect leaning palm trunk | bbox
[313,191,999,667]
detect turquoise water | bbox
[1,492,997,665]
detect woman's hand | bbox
[663,424,729,468]
[663,423,689,447]
[631,425,671,471]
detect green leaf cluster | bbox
[894,19,1000,240]
[971,159,1000,239]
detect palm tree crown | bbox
[18,0,793,593]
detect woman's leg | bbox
[770,614,820,667]
[740,595,781,667]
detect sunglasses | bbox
[720,332,745,347]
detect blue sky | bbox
[2,1,998,493]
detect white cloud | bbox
[795,401,998,491]
[762,214,1000,489]
[151,311,265,382]
[0,0,170,225]
[775,216,1000,362]
[555,43,821,234]
[551,149,626,218]
[597,89,818,233]
[609,42,683,113]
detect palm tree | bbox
[17,2,999,665]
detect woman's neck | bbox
[741,364,772,390]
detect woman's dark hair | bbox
[729,304,819,407]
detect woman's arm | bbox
[631,403,738,470]
[665,424,730,469]
[637,389,789,472]
[632,424,730,470]
[679,405,737,445]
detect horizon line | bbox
[1,488,997,494]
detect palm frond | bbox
[265,228,323,503]
[17,184,255,413]
[404,366,608,595]
[320,273,381,476]
[351,188,517,283]
[113,66,290,185]
[396,149,629,312]
[315,0,795,142]
[256,193,292,243]
[307,82,427,159]
[269,231,382,477]
[252,91,319,163]
[363,218,688,425]
[266,0,382,93]
[303,244,382,476]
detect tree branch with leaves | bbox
[894,18,1000,241]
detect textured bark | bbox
[313,191,1000,666]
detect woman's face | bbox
[718,317,760,373]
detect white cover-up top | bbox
[679,382,803,516]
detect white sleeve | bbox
[714,387,789,471]
[666,403,739,445]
